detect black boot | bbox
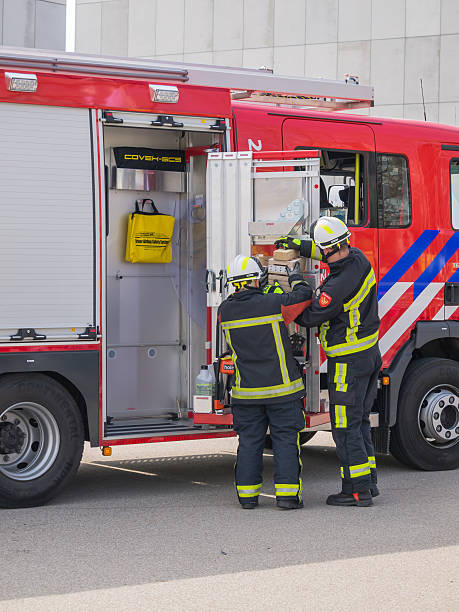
[370,484,380,497]
[277,499,304,510]
[240,502,258,509]
[326,491,373,507]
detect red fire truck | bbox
[0,48,457,508]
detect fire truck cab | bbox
[0,48,457,508]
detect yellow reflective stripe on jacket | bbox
[237,483,262,497]
[323,330,379,358]
[275,483,299,496]
[343,269,376,312]
[231,378,304,400]
[319,320,330,350]
[272,321,290,384]
[334,362,348,392]
[334,404,347,428]
[340,467,344,478]
[223,329,240,388]
[368,456,376,469]
[344,269,375,345]
[349,462,371,478]
[346,305,361,344]
[221,313,284,330]
[290,279,303,288]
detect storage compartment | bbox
[103,119,222,434]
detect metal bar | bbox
[252,170,318,179]
[0,50,188,81]
[252,150,320,160]
[108,343,181,348]
[0,47,374,107]
[355,153,360,225]
[252,161,318,168]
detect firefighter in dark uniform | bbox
[218,254,312,509]
[276,217,381,507]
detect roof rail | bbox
[0,47,374,111]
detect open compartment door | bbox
[205,149,323,414]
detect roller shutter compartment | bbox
[0,104,96,341]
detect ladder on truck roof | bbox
[0,47,374,112]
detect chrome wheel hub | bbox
[419,388,459,445]
[0,402,60,481]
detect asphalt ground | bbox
[0,432,458,611]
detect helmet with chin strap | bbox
[226,254,265,291]
[310,217,351,262]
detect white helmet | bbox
[312,217,351,249]
[226,254,264,289]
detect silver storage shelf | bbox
[112,166,186,192]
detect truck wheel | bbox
[390,358,459,470]
[265,431,316,449]
[0,374,84,508]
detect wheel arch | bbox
[385,321,459,427]
[0,351,99,445]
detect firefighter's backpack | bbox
[125,199,175,264]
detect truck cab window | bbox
[295,147,366,226]
[450,159,459,229]
[376,154,411,228]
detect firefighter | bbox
[218,255,312,510]
[276,217,381,507]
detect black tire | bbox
[265,431,316,449]
[390,358,459,471]
[0,374,84,508]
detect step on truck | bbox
[0,48,457,508]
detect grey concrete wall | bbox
[75,0,459,125]
[1,0,65,51]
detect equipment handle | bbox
[135,198,160,214]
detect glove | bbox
[287,263,308,288]
[258,265,268,290]
[263,281,284,294]
[275,235,302,251]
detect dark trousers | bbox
[328,345,382,494]
[232,399,306,504]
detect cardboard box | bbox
[272,248,298,261]
[267,274,291,292]
[268,257,305,275]
[255,254,270,267]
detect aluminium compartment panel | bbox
[106,345,180,418]
[106,275,180,346]
[0,103,95,335]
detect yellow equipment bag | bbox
[125,199,175,264]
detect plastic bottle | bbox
[195,365,214,397]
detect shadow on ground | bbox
[1,439,458,600]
